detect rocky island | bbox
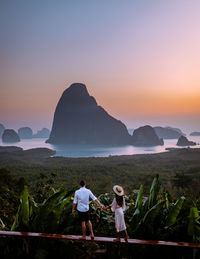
[18,127,33,139]
[46,83,131,145]
[2,129,20,143]
[190,132,200,136]
[46,83,166,147]
[176,136,196,146]
[131,125,164,146]
[33,128,50,138]
[154,126,184,139]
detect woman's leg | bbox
[114,231,121,242]
[124,229,129,242]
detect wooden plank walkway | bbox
[0,231,200,248]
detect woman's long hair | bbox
[115,194,123,207]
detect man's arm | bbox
[94,199,104,209]
[72,191,78,215]
[72,203,77,215]
[89,190,104,209]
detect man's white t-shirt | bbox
[73,187,97,212]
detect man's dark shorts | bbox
[78,210,90,222]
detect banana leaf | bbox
[11,206,20,231]
[132,201,165,236]
[163,191,169,209]
[148,175,160,209]
[52,196,71,217]
[165,196,185,227]
[134,185,143,212]
[133,208,140,216]
[29,194,38,217]
[42,188,66,209]
[0,217,5,230]
[131,185,144,231]
[11,185,30,231]
[49,196,72,232]
[19,185,29,226]
[188,206,200,242]
[31,188,70,232]
[142,201,165,230]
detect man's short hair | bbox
[80,180,86,187]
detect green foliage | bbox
[188,205,200,242]
[172,173,192,189]
[31,172,58,203]
[148,174,160,209]
[130,186,144,232]
[134,184,143,213]
[31,187,74,233]
[2,149,200,258]
[19,185,29,226]
[11,185,31,231]
[11,186,74,233]
[2,148,200,197]
[0,168,24,228]
[165,196,185,227]
[130,176,161,234]
[128,175,200,242]
[90,193,116,236]
[4,170,200,244]
[0,217,5,230]
[142,201,165,235]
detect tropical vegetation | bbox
[1,174,199,258]
[1,148,200,258]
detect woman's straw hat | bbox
[113,185,124,196]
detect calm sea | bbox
[0,136,199,158]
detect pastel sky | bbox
[1,0,200,133]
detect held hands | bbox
[100,204,104,210]
[102,205,110,211]
[99,204,110,211]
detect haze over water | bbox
[0,136,199,158]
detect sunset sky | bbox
[1,0,200,133]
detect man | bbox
[72,180,103,240]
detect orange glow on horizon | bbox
[1,1,200,131]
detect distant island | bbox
[190,131,200,136]
[131,125,163,146]
[154,126,185,139]
[2,129,20,143]
[176,136,196,146]
[0,123,50,143]
[18,127,33,139]
[33,128,50,138]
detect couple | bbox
[72,180,129,242]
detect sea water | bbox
[0,136,199,158]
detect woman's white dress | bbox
[111,197,126,232]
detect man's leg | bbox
[81,221,86,239]
[87,220,94,239]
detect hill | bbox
[47,83,131,145]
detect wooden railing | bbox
[0,231,200,248]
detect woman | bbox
[104,185,129,242]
